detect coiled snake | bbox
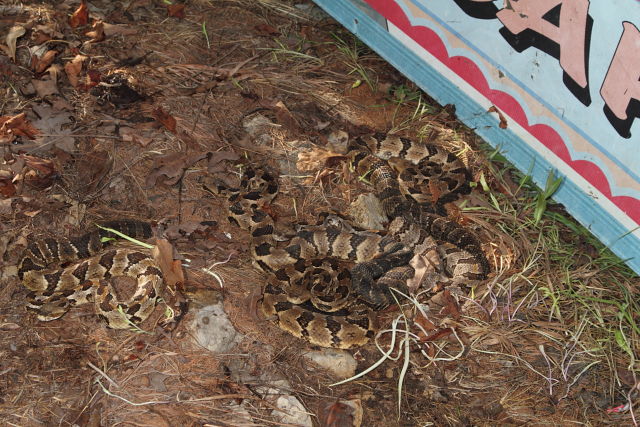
[215,133,489,348]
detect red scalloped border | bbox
[365,0,640,224]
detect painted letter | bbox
[600,22,640,139]
[453,0,498,19]
[497,0,592,105]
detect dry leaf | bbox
[120,127,152,146]
[254,24,280,36]
[273,100,300,131]
[32,24,64,44]
[50,96,73,111]
[440,290,461,320]
[31,30,52,45]
[144,152,208,188]
[420,327,454,343]
[35,50,57,73]
[152,107,177,133]
[167,4,186,18]
[0,171,16,197]
[69,0,89,28]
[85,20,105,42]
[30,103,75,152]
[22,155,55,175]
[31,78,59,97]
[0,113,41,143]
[152,239,184,289]
[415,311,437,333]
[76,149,112,192]
[207,151,239,173]
[47,63,63,84]
[148,372,168,392]
[488,106,508,129]
[20,155,58,189]
[64,54,86,88]
[5,25,26,62]
[319,399,362,427]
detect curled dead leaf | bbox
[488,106,508,129]
[64,54,86,88]
[20,155,58,189]
[273,100,299,131]
[34,50,57,73]
[69,0,89,28]
[85,20,105,43]
[152,239,184,289]
[0,113,41,143]
[414,311,437,334]
[46,63,63,84]
[5,25,26,62]
[152,107,177,134]
[32,24,64,44]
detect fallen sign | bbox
[313,0,640,275]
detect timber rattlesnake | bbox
[215,133,489,348]
[17,221,166,329]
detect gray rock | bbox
[303,348,357,379]
[192,303,243,353]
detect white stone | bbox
[303,348,357,379]
[272,394,313,427]
[192,303,243,353]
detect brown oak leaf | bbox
[144,151,208,188]
[85,20,105,42]
[64,54,86,88]
[69,0,89,28]
[152,239,184,290]
[34,50,57,73]
[152,107,177,133]
[167,4,186,18]
[0,113,41,143]
[5,26,25,62]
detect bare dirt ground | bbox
[1,1,638,426]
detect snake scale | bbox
[216,133,489,348]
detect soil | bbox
[0,1,633,426]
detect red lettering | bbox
[497,0,590,88]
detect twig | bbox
[87,361,119,389]
[203,252,233,288]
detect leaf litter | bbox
[0,1,637,426]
